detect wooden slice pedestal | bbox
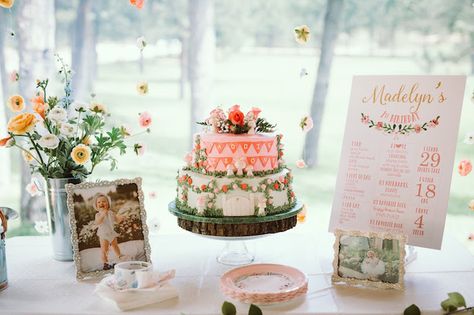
[168,201,303,237]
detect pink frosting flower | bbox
[361,115,370,124]
[458,160,472,176]
[414,125,421,133]
[139,112,152,128]
[296,159,307,168]
[375,122,383,129]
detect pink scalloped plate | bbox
[220,264,308,305]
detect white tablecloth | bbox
[0,230,473,315]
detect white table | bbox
[1,230,473,315]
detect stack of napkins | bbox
[95,270,178,311]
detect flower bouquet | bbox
[0,56,150,260]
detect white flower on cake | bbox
[226,164,234,176]
[38,133,60,149]
[47,107,67,122]
[246,165,254,177]
[196,195,207,214]
[257,198,267,216]
[234,157,246,176]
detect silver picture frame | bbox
[66,177,151,280]
[332,229,406,290]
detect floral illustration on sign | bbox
[361,113,440,135]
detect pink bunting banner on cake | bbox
[328,75,466,249]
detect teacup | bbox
[114,261,154,289]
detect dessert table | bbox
[0,230,473,315]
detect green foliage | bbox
[221,301,236,315]
[403,304,421,315]
[441,292,467,312]
[221,302,262,315]
[248,304,263,315]
[255,118,276,133]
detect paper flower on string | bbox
[136,36,147,50]
[139,112,152,128]
[464,132,474,145]
[296,159,307,168]
[299,68,308,78]
[0,0,15,9]
[25,180,41,197]
[136,81,149,95]
[297,204,307,223]
[34,221,49,234]
[9,70,19,82]
[134,143,146,156]
[7,95,25,112]
[300,116,313,132]
[294,25,310,44]
[468,200,474,211]
[458,160,472,176]
[129,0,144,9]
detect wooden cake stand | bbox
[168,201,303,265]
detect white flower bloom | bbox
[136,36,147,50]
[73,101,88,112]
[463,132,474,145]
[59,123,76,137]
[34,221,49,234]
[38,133,60,149]
[47,107,68,122]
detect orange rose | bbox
[0,0,15,9]
[31,94,47,119]
[7,113,37,135]
[228,107,245,126]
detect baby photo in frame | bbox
[332,229,406,290]
[66,177,151,279]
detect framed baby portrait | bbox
[66,177,151,280]
[332,229,406,290]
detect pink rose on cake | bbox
[228,105,245,126]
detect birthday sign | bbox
[329,76,466,249]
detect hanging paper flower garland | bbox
[129,0,144,10]
[294,25,311,45]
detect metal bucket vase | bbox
[45,178,82,261]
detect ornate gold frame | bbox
[66,177,152,280]
[332,229,406,290]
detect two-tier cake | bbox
[169,105,302,237]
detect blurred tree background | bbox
[0,0,473,247]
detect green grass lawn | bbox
[4,52,474,249]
